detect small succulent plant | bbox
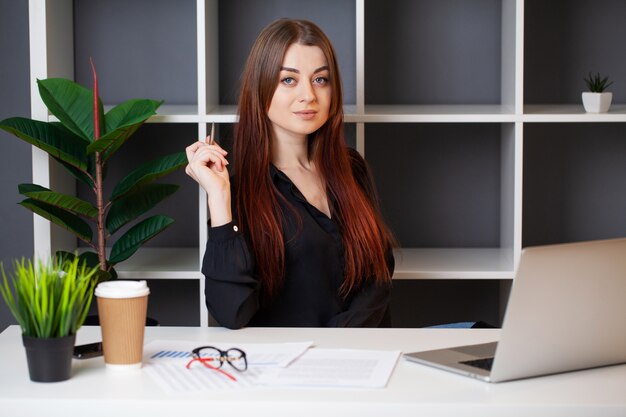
[584,72,613,93]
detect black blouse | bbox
[201,153,394,329]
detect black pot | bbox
[22,333,76,382]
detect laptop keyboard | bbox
[460,357,494,371]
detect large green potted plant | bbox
[0,256,98,382]
[0,62,187,279]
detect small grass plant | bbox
[584,72,613,93]
[0,257,98,338]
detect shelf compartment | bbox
[73,0,198,107]
[366,123,505,246]
[213,0,357,107]
[365,123,519,278]
[365,0,510,106]
[523,123,626,247]
[524,0,626,105]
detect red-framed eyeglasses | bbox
[185,346,248,382]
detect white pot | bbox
[582,92,612,113]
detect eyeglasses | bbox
[185,346,248,381]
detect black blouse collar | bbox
[269,163,338,222]
[269,163,291,185]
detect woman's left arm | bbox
[328,251,395,327]
[327,282,391,327]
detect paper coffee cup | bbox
[95,280,150,370]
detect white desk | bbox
[1,325,625,417]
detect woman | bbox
[185,18,395,329]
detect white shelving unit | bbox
[28,0,625,326]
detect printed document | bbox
[258,348,400,388]
[143,340,399,393]
[144,339,313,393]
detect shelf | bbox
[150,105,202,123]
[115,247,514,280]
[523,105,626,122]
[113,248,202,280]
[196,105,360,123]
[52,103,626,124]
[348,105,517,123]
[49,105,202,124]
[28,0,624,328]
[204,105,238,123]
[393,248,515,279]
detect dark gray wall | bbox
[0,0,32,332]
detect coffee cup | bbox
[95,280,150,370]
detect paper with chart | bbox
[143,339,313,393]
[145,339,312,367]
[257,348,401,388]
[144,340,400,393]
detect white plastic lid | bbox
[95,280,150,299]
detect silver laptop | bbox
[403,238,626,382]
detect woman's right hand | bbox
[185,139,232,226]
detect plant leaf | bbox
[86,99,162,158]
[0,117,89,171]
[37,78,104,142]
[106,183,179,235]
[18,184,98,219]
[50,122,96,186]
[106,99,163,132]
[19,198,93,242]
[111,152,187,200]
[55,251,116,281]
[109,215,174,265]
[53,156,95,188]
[87,124,141,157]
[0,264,26,332]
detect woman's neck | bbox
[271,131,311,170]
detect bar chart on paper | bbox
[143,340,313,393]
[146,340,313,366]
[145,357,264,392]
[150,350,194,359]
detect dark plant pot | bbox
[22,333,76,382]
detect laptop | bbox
[403,238,626,382]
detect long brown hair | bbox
[234,18,394,299]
